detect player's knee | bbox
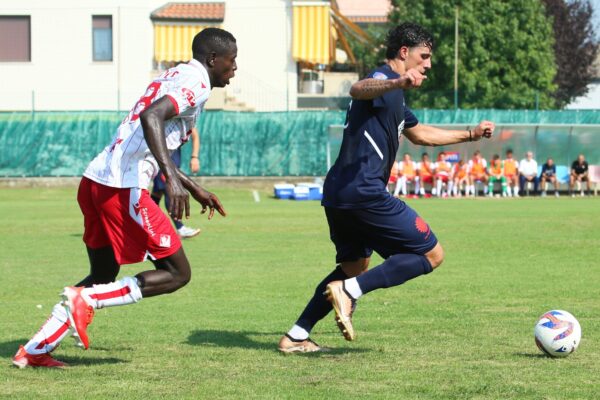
[341,258,370,277]
[426,243,444,269]
[174,268,191,290]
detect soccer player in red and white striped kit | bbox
[13,28,237,368]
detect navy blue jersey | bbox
[541,163,556,177]
[322,64,418,208]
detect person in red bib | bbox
[417,152,435,196]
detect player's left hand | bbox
[190,157,200,174]
[191,188,226,219]
[472,121,495,141]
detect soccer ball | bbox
[534,310,581,357]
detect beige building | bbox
[0,0,390,111]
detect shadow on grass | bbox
[513,352,550,359]
[0,338,127,366]
[58,355,128,366]
[186,330,369,356]
[0,339,27,358]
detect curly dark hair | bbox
[385,22,433,60]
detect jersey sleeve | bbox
[404,106,418,129]
[164,74,209,115]
[366,69,389,108]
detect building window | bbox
[92,15,112,61]
[0,16,31,62]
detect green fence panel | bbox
[1,110,599,177]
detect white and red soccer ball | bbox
[534,310,581,358]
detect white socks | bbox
[24,303,71,354]
[287,324,309,341]
[23,277,143,355]
[82,276,142,309]
[344,277,363,300]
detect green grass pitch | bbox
[1,187,599,399]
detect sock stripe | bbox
[90,286,131,301]
[34,321,71,350]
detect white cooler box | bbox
[297,183,323,200]
[292,186,310,200]
[273,184,295,199]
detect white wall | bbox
[0,0,166,111]
[0,0,297,111]
[223,0,297,111]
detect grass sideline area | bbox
[1,187,599,399]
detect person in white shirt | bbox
[13,28,237,369]
[518,151,539,195]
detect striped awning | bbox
[292,2,331,65]
[154,24,213,62]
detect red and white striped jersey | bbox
[84,59,211,189]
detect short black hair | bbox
[385,22,433,60]
[192,28,236,59]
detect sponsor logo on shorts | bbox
[141,207,156,238]
[415,216,431,239]
[160,234,171,248]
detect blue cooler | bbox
[293,186,310,200]
[274,184,295,199]
[297,183,323,200]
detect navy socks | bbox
[356,253,432,295]
[295,266,349,332]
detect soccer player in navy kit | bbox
[279,23,495,353]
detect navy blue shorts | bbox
[324,197,438,263]
[152,148,182,192]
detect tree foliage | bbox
[542,0,599,107]
[349,0,559,109]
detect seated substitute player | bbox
[468,150,488,196]
[13,28,235,368]
[503,149,519,197]
[152,127,202,238]
[395,153,418,197]
[540,157,560,197]
[278,22,495,353]
[451,159,469,197]
[487,154,507,197]
[569,154,590,196]
[417,152,435,196]
[433,151,452,197]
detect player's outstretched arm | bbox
[403,121,495,147]
[349,68,427,100]
[140,96,189,221]
[174,169,226,219]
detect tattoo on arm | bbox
[350,79,399,100]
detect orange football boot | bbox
[61,286,95,349]
[12,346,67,368]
